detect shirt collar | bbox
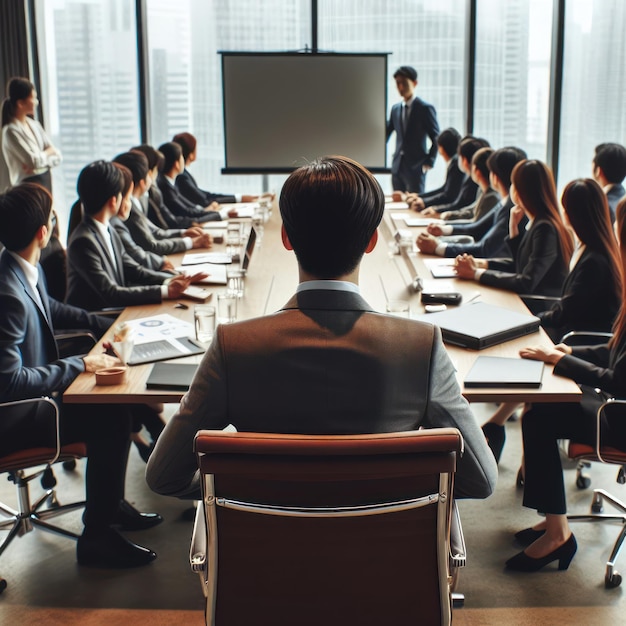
[91,217,111,240]
[7,251,40,291]
[404,94,416,109]
[296,280,360,294]
[166,174,177,186]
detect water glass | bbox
[217,293,238,324]
[194,305,216,343]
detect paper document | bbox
[177,263,228,285]
[182,252,232,266]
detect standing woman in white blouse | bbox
[0,77,61,192]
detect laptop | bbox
[419,302,541,349]
[146,362,199,391]
[464,356,544,388]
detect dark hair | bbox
[471,147,494,182]
[77,160,123,216]
[487,146,527,190]
[172,132,197,161]
[393,66,418,81]
[437,128,461,159]
[511,160,573,265]
[113,162,133,197]
[113,150,149,186]
[593,143,626,184]
[611,196,626,348]
[157,142,182,174]
[561,178,621,306]
[132,144,164,171]
[279,156,385,278]
[458,136,490,164]
[2,77,35,127]
[0,183,52,251]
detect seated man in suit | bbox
[0,183,161,568]
[157,142,237,223]
[67,160,201,311]
[113,150,212,254]
[416,146,527,259]
[172,132,264,206]
[146,155,497,501]
[592,142,626,223]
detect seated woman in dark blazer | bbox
[480,179,622,462]
[454,159,573,297]
[504,197,626,572]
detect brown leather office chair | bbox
[190,428,465,626]
[567,400,626,589]
[0,397,86,594]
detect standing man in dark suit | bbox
[0,183,160,568]
[146,156,497,501]
[386,66,440,194]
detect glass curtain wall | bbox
[144,0,310,197]
[558,0,626,187]
[34,0,141,232]
[318,0,467,192]
[474,0,553,162]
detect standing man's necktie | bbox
[402,103,410,132]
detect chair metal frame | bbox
[0,397,86,593]
[190,429,466,626]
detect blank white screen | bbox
[222,54,388,171]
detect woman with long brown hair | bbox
[455,159,573,296]
[504,196,626,573]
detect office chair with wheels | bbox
[190,428,466,626]
[567,400,626,588]
[0,397,86,594]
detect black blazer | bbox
[126,199,188,255]
[538,248,620,336]
[421,156,466,208]
[433,175,478,214]
[109,216,170,275]
[66,216,164,310]
[156,174,221,222]
[176,169,235,206]
[478,220,568,296]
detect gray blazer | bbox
[146,288,497,501]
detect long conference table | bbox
[63,200,581,406]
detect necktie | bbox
[403,103,410,131]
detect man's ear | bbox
[364,229,378,254]
[36,224,48,246]
[281,224,293,251]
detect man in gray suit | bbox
[147,156,497,501]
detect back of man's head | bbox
[77,160,123,216]
[438,128,461,159]
[280,156,385,278]
[0,183,52,251]
[113,151,149,186]
[172,132,197,161]
[472,147,494,182]
[458,136,490,163]
[487,147,527,190]
[158,142,182,174]
[132,144,164,171]
[593,143,626,184]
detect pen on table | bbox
[465,291,481,305]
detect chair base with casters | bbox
[190,429,466,626]
[566,400,626,589]
[0,398,86,595]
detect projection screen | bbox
[221,53,389,173]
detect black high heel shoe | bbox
[505,534,577,572]
[514,527,545,546]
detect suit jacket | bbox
[109,216,171,275]
[478,220,569,296]
[146,184,200,229]
[444,197,524,259]
[0,250,110,402]
[146,288,497,501]
[66,216,164,310]
[176,169,236,206]
[444,187,500,222]
[538,248,620,336]
[386,97,439,176]
[607,183,625,223]
[126,197,188,255]
[157,174,221,222]
[432,176,478,214]
[420,156,465,208]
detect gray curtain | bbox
[0,0,30,97]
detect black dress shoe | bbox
[514,527,546,546]
[482,422,506,464]
[505,534,577,572]
[77,527,157,568]
[113,499,164,531]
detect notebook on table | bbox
[464,356,544,388]
[128,337,205,366]
[419,302,541,349]
[422,258,457,278]
[146,362,199,390]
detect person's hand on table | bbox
[416,232,439,254]
[166,273,207,299]
[421,207,438,217]
[205,201,219,212]
[191,232,212,248]
[519,345,568,365]
[227,209,239,218]
[408,195,425,211]
[454,253,479,279]
[392,191,407,202]
[426,223,444,236]
[184,226,205,237]
[161,257,176,272]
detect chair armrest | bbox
[560,331,613,346]
[190,500,207,573]
[55,331,97,359]
[449,501,466,569]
